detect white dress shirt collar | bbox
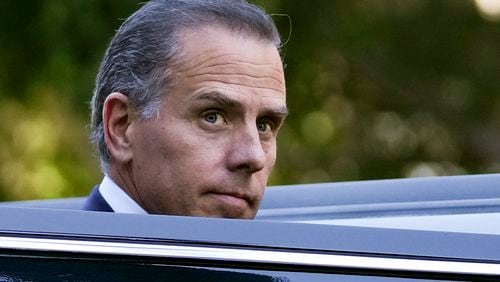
[98,176,147,214]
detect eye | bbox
[202,111,227,126]
[204,112,219,124]
[256,118,274,133]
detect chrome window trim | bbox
[1,236,499,276]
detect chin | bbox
[224,210,256,219]
[202,209,255,219]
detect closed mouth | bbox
[208,192,250,208]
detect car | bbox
[1,173,500,281]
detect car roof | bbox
[2,173,499,213]
[1,205,500,262]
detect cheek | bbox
[165,136,227,175]
[264,141,277,164]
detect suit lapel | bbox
[82,186,114,212]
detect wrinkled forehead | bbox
[171,25,285,95]
[177,24,280,59]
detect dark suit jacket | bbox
[82,186,114,212]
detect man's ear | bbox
[103,92,134,164]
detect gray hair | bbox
[90,0,281,171]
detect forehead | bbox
[171,26,286,97]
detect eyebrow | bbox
[194,91,289,118]
[195,91,240,107]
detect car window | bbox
[0,253,460,282]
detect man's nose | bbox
[227,126,267,174]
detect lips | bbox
[208,191,251,210]
[213,192,248,204]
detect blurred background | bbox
[0,0,499,201]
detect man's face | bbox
[124,26,287,219]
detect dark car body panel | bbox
[1,174,500,280]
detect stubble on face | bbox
[115,26,287,219]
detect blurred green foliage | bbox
[1,1,499,200]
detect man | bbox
[83,0,287,219]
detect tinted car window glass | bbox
[0,253,465,282]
